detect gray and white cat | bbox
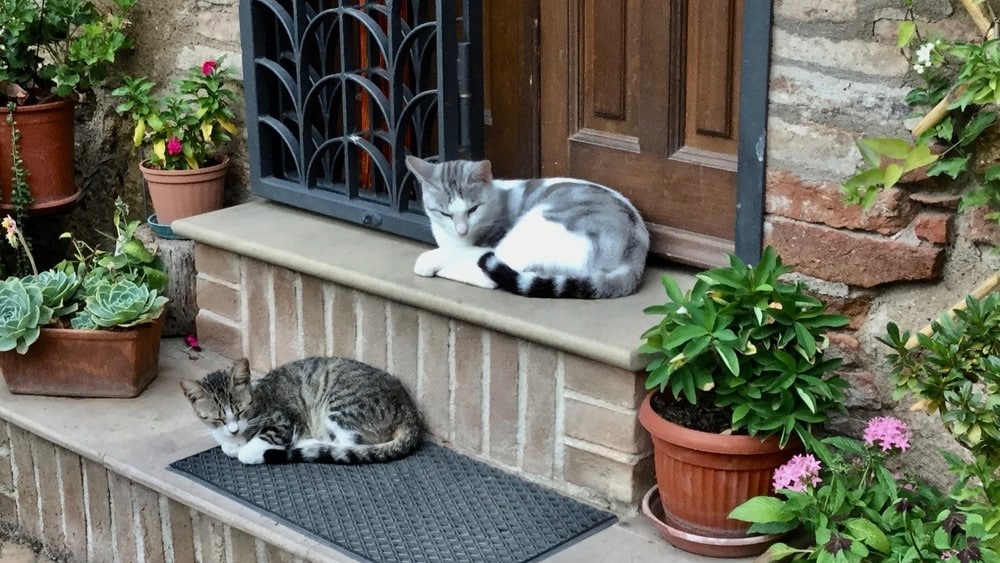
[180,357,423,464]
[405,156,650,298]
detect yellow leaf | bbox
[201,121,213,142]
[218,118,238,134]
[909,399,929,411]
[153,139,166,163]
[132,119,145,146]
[185,155,199,170]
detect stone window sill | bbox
[172,200,695,371]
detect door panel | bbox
[540,0,742,267]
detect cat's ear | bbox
[179,379,204,402]
[229,358,251,385]
[469,160,492,184]
[405,155,435,182]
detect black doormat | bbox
[169,443,617,562]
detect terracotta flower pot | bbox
[0,99,82,215]
[0,316,163,398]
[140,156,229,225]
[638,391,801,558]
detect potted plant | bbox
[0,0,136,214]
[0,198,168,398]
[112,56,238,228]
[729,293,1000,561]
[637,246,849,557]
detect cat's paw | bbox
[414,249,447,277]
[221,442,241,457]
[236,436,272,465]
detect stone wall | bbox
[768,0,1000,473]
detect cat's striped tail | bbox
[263,424,423,464]
[477,251,640,299]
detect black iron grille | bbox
[239,0,483,243]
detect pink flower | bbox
[202,59,218,75]
[864,416,911,452]
[185,334,201,352]
[166,136,183,155]
[772,454,823,492]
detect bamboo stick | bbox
[910,1,995,135]
[905,272,1000,349]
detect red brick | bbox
[827,331,865,368]
[133,487,164,562]
[33,442,63,550]
[913,212,952,244]
[57,448,86,558]
[229,527,259,563]
[453,323,484,454]
[108,472,137,563]
[766,170,916,235]
[8,425,39,538]
[907,189,962,209]
[966,205,1000,246]
[199,513,226,563]
[164,499,195,563]
[766,216,944,288]
[488,332,520,466]
[194,244,241,284]
[387,302,419,395]
[821,294,871,331]
[196,276,241,321]
[196,310,243,361]
[0,494,15,526]
[83,459,113,563]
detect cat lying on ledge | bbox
[180,357,423,465]
[405,156,650,299]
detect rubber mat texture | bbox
[170,442,617,562]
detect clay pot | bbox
[0,316,163,398]
[0,99,82,215]
[638,391,800,558]
[140,156,228,225]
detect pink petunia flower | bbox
[166,136,183,155]
[863,416,911,452]
[772,454,823,492]
[202,59,218,75]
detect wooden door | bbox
[540,0,743,267]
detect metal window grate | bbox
[238,0,483,243]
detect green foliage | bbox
[112,57,239,170]
[639,246,849,447]
[730,428,1000,562]
[843,10,1000,226]
[0,0,136,104]
[72,279,167,329]
[0,198,168,355]
[0,277,53,354]
[881,292,1000,469]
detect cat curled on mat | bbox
[180,357,423,465]
[405,156,650,299]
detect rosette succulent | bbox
[0,278,54,354]
[23,270,80,318]
[72,279,167,329]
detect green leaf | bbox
[842,169,884,192]
[897,20,916,47]
[861,137,911,159]
[902,143,938,173]
[756,542,808,562]
[728,496,794,523]
[926,156,970,179]
[959,111,997,146]
[883,163,903,190]
[795,387,817,413]
[716,345,740,377]
[660,275,684,303]
[986,164,1000,182]
[662,325,709,350]
[855,139,879,167]
[794,323,817,357]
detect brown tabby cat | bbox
[180,357,423,464]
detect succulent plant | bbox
[23,270,80,318]
[72,279,167,330]
[0,278,54,354]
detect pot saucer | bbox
[147,214,188,240]
[641,485,781,558]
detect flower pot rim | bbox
[0,97,74,113]
[638,391,791,454]
[35,315,163,343]
[139,154,230,175]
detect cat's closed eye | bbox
[468,204,480,214]
[439,210,452,218]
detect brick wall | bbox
[0,419,301,562]
[193,245,654,509]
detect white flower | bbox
[913,63,925,74]
[676,306,687,315]
[916,42,935,65]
